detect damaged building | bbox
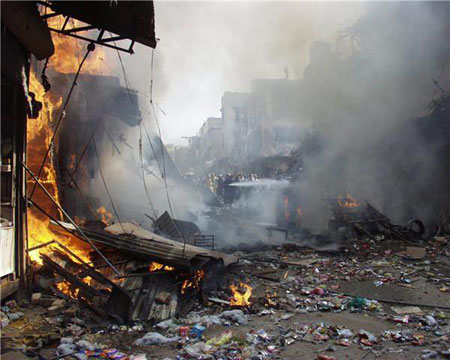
[1,1,450,360]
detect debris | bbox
[7,311,24,321]
[184,342,213,358]
[134,332,180,346]
[337,328,353,338]
[391,306,423,315]
[219,309,248,325]
[424,315,437,326]
[190,324,206,338]
[406,246,426,259]
[1,311,10,328]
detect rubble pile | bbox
[2,232,449,359]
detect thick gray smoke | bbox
[292,2,450,232]
[88,2,449,241]
[88,1,364,226]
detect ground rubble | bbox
[1,235,450,360]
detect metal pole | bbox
[22,162,121,276]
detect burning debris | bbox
[2,1,450,360]
[325,194,426,242]
[229,282,252,307]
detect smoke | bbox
[85,1,363,229]
[291,2,450,232]
[90,126,208,227]
[132,1,364,143]
[66,2,449,243]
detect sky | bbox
[117,1,363,145]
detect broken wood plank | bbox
[209,297,229,305]
[78,298,108,318]
[255,274,281,281]
[53,243,129,295]
[27,240,55,252]
[352,223,376,241]
[41,254,104,298]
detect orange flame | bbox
[338,193,360,208]
[230,282,252,306]
[27,17,110,266]
[56,276,92,298]
[265,290,277,307]
[181,270,205,294]
[46,17,108,75]
[27,70,91,265]
[96,206,113,226]
[284,196,290,222]
[149,262,175,272]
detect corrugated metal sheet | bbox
[122,273,179,322]
[156,211,183,240]
[53,221,238,272]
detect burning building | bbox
[1,0,157,299]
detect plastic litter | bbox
[155,319,179,331]
[7,311,24,321]
[134,332,180,346]
[60,337,74,344]
[206,330,233,346]
[337,328,353,338]
[219,309,248,325]
[424,315,437,326]
[190,324,206,339]
[129,355,148,360]
[57,343,77,356]
[184,342,213,358]
[76,340,99,351]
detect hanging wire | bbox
[92,135,126,234]
[148,48,188,255]
[30,43,95,201]
[112,42,188,253]
[139,124,159,223]
[111,34,136,106]
[142,121,164,179]
[149,50,175,217]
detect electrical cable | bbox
[139,124,159,224]
[111,34,136,107]
[70,118,101,180]
[63,165,100,221]
[112,41,188,254]
[148,48,188,255]
[142,121,164,180]
[30,43,95,201]
[92,135,126,234]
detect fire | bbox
[68,153,76,170]
[181,280,193,294]
[27,70,63,217]
[56,281,73,296]
[55,272,93,298]
[28,212,92,266]
[26,70,91,265]
[265,290,277,307]
[181,270,205,294]
[149,262,175,272]
[230,282,252,307]
[284,196,290,222]
[26,11,117,280]
[96,206,113,226]
[338,193,360,208]
[27,70,91,266]
[46,17,107,75]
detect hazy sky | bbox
[116,2,363,144]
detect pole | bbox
[22,162,121,276]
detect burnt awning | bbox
[41,1,156,50]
